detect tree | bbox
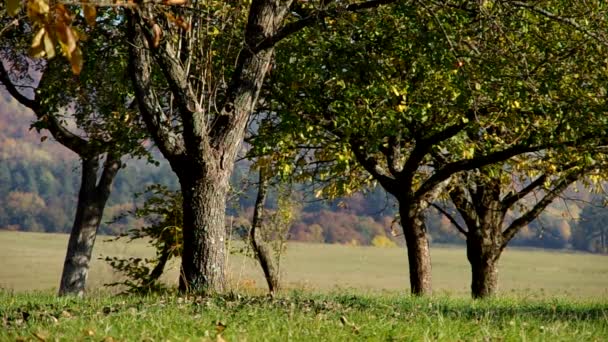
[122,0,404,293]
[573,198,608,254]
[0,16,147,296]
[248,164,298,294]
[434,159,599,298]
[253,1,608,295]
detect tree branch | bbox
[401,121,467,185]
[0,60,37,110]
[96,153,122,198]
[0,59,90,155]
[501,173,547,210]
[501,168,584,250]
[416,142,546,200]
[430,202,468,236]
[508,1,608,47]
[254,0,400,52]
[126,9,186,161]
[350,138,399,195]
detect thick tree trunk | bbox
[59,155,120,296]
[127,1,289,295]
[467,237,500,299]
[177,167,229,294]
[465,208,503,299]
[399,202,432,296]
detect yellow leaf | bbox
[314,189,323,198]
[56,24,77,56]
[43,31,55,59]
[70,47,83,74]
[6,0,21,16]
[27,0,49,15]
[30,44,45,58]
[84,5,97,27]
[30,27,46,55]
[390,85,400,96]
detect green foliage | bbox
[103,184,182,294]
[1,291,607,341]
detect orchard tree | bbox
[0,17,147,296]
[434,152,606,298]
[253,2,608,295]
[6,0,408,294]
[123,0,411,293]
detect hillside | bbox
[0,90,606,252]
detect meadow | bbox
[1,231,607,298]
[1,231,607,341]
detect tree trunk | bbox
[177,167,229,294]
[399,202,432,296]
[467,237,500,299]
[250,169,279,295]
[59,155,120,296]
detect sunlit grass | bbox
[1,291,606,341]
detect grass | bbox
[1,291,607,341]
[1,231,607,340]
[1,231,607,298]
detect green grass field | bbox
[1,231,607,341]
[1,231,607,298]
[1,291,607,341]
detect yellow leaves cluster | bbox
[5,0,94,74]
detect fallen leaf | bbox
[216,321,227,334]
[33,331,48,341]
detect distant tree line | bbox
[0,139,605,253]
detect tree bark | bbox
[177,164,230,294]
[467,237,500,299]
[250,169,279,295]
[127,0,290,294]
[399,202,432,296]
[59,155,121,296]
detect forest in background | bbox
[1,90,606,253]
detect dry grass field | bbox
[1,230,606,298]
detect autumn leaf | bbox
[70,47,83,74]
[56,22,77,56]
[42,30,55,58]
[29,27,46,58]
[83,5,97,27]
[6,0,21,16]
[27,0,49,15]
[163,0,188,5]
